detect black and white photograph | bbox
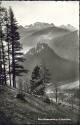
[0,1,79,125]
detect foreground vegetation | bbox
[0,85,79,125]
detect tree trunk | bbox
[8,47,12,86]
[55,88,58,103]
[12,43,16,88]
[0,50,2,85]
[6,24,12,86]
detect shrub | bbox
[16,93,25,101]
[43,96,51,104]
[58,102,61,105]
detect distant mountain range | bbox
[19,22,79,62]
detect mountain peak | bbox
[33,22,54,26]
[27,43,49,55]
[25,22,54,29]
[60,24,77,31]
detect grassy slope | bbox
[0,85,79,124]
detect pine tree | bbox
[8,7,27,88]
[4,10,12,86]
[0,24,2,84]
[40,63,51,84]
[43,66,51,84]
[30,65,41,92]
[0,4,7,85]
[0,4,27,87]
[0,46,2,84]
[54,82,58,103]
[30,65,45,95]
[0,3,3,85]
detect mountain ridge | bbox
[19,22,78,62]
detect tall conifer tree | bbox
[8,8,27,88]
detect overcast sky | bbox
[2,1,79,29]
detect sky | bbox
[2,1,79,29]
